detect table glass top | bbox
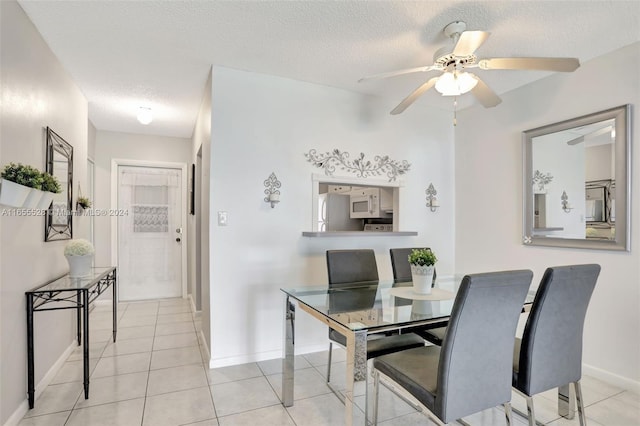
[27,267,116,293]
[282,276,535,332]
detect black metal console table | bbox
[25,267,117,409]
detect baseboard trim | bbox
[208,343,328,369]
[198,329,211,366]
[188,294,201,318]
[3,341,75,426]
[583,363,640,393]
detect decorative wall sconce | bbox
[425,183,439,212]
[561,190,573,213]
[263,172,281,208]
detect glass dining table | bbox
[280,276,542,425]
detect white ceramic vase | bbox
[66,254,93,278]
[411,264,435,294]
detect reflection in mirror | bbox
[45,127,73,241]
[312,175,399,233]
[523,105,630,251]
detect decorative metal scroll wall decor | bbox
[263,172,281,208]
[45,127,73,241]
[561,190,573,213]
[425,183,439,212]
[532,170,553,192]
[304,149,410,182]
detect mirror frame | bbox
[45,126,73,241]
[522,104,631,251]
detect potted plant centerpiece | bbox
[64,239,95,278]
[408,248,437,294]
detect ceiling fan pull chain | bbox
[453,97,458,126]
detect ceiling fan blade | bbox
[478,57,580,72]
[453,31,491,57]
[470,76,502,108]
[390,77,439,115]
[358,66,437,83]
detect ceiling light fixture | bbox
[137,107,153,125]
[435,71,478,96]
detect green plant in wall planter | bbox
[76,196,91,214]
[0,163,46,208]
[39,172,62,210]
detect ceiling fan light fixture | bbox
[435,72,478,96]
[137,106,153,125]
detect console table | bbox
[25,267,117,409]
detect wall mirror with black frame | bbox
[45,127,73,241]
[523,105,631,251]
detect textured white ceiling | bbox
[18,0,640,138]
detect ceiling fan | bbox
[359,21,580,114]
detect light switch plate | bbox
[218,211,228,226]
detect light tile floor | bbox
[19,298,640,425]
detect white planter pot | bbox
[0,179,32,208]
[411,264,435,294]
[37,191,55,210]
[66,254,93,278]
[23,188,44,208]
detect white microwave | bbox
[350,188,391,219]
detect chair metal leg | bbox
[559,383,576,419]
[326,342,333,383]
[504,402,513,426]
[512,388,545,426]
[525,396,536,426]
[372,369,380,425]
[574,381,587,426]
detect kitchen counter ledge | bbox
[302,231,418,237]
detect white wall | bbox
[0,1,89,422]
[206,67,454,366]
[456,42,640,389]
[93,131,191,268]
[532,132,586,238]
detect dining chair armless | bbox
[389,247,438,284]
[389,248,445,345]
[513,264,600,426]
[325,250,425,384]
[372,269,533,425]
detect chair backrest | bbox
[435,269,533,423]
[326,249,379,286]
[389,248,437,283]
[516,264,600,395]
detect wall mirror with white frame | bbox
[308,174,412,235]
[523,104,631,251]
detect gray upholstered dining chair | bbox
[390,248,445,345]
[325,250,425,383]
[372,269,533,425]
[513,264,600,426]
